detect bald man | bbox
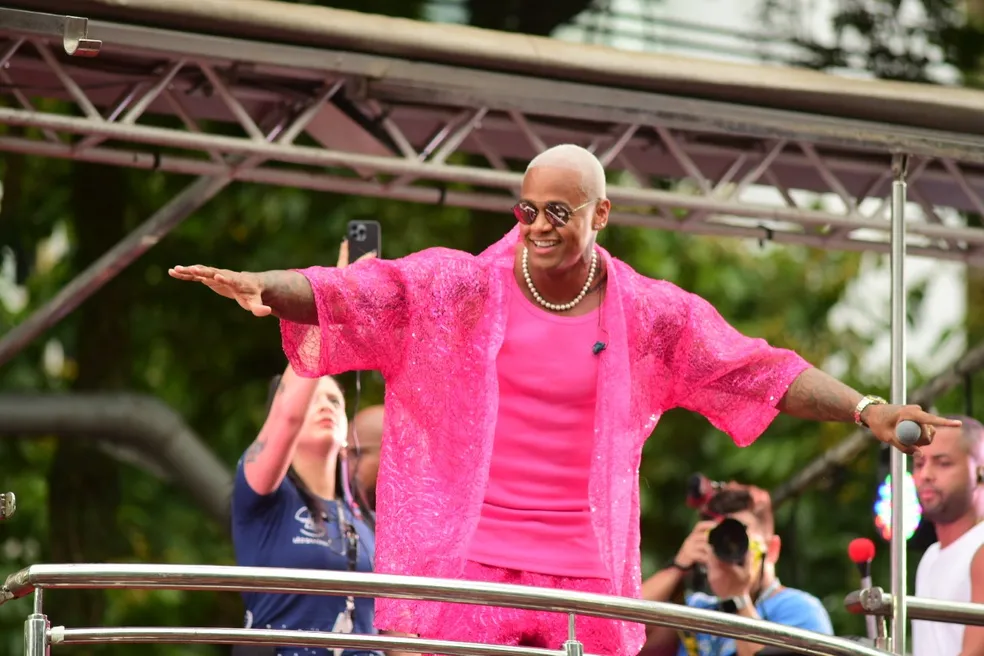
[348,405,383,511]
[173,144,955,655]
[912,417,984,656]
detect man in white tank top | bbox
[912,415,984,656]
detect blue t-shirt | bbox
[232,461,378,656]
[676,587,833,656]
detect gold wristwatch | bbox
[854,395,887,428]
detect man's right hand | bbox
[169,240,374,318]
[674,520,715,569]
[168,265,271,316]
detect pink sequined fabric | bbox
[280,226,812,654]
[417,561,621,655]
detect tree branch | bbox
[0,393,232,523]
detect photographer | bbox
[640,487,832,656]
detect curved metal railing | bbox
[0,563,886,656]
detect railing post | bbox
[24,589,49,656]
[563,613,584,656]
[875,615,889,651]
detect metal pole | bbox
[889,153,909,654]
[563,613,584,656]
[24,589,47,656]
[0,175,229,367]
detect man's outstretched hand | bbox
[864,404,962,455]
[169,266,270,316]
[168,240,374,318]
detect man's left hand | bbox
[707,556,753,601]
[863,404,962,455]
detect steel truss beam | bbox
[5,15,984,360]
[2,20,984,262]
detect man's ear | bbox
[592,199,610,231]
[766,535,782,564]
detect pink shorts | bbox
[417,560,626,656]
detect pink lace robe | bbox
[281,226,811,653]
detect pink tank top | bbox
[467,278,609,579]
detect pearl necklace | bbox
[522,246,598,312]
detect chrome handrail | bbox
[845,587,984,627]
[49,626,558,656]
[2,563,886,656]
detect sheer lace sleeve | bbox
[280,256,414,379]
[668,291,811,446]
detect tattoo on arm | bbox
[777,367,863,423]
[260,270,318,324]
[244,439,266,464]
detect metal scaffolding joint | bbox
[0,8,100,56]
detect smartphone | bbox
[347,220,382,261]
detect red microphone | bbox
[848,537,876,579]
[848,538,877,640]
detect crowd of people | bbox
[170,144,979,656]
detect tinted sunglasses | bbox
[512,198,595,228]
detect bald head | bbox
[947,414,984,461]
[352,405,384,448]
[348,405,384,509]
[526,144,607,199]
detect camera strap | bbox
[679,629,701,656]
[328,500,361,656]
[337,502,360,616]
[755,578,782,621]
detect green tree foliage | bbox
[0,0,935,652]
[759,0,984,83]
[467,0,595,36]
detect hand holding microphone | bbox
[860,402,961,454]
[896,420,922,447]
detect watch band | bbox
[720,595,749,613]
[854,395,887,428]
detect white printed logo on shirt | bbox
[292,506,330,546]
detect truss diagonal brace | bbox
[0,8,100,56]
[0,176,229,368]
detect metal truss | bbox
[5,14,984,362]
[4,19,984,261]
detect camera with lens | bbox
[687,473,752,565]
[707,517,750,565]
[351,223,368,242]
